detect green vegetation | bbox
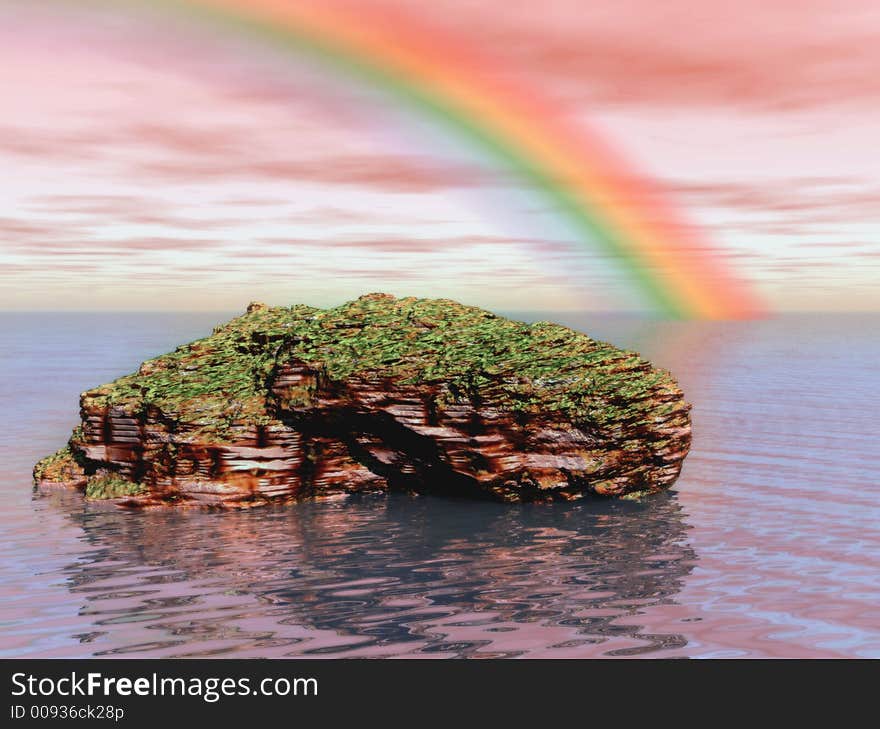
[84,473,147,500]
[79,293,682,439]
[33,445,84,484]
[81,302,319,439]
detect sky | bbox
[1,0,879,313]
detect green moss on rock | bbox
[33,444,86,486]
[81,303,319,439]
[84,473,148,500]
[82,293,675,431]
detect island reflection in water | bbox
[47,490,695,658]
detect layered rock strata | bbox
[34,294,691,507]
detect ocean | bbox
[1,311,877,658]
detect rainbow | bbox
[136,0,761,318]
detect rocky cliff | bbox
[34,294,691,507]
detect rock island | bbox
[34,294,691,507]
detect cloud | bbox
[419,0,880,110]
[0,126,108,161]
[259,234,553,253]
[134,152,490,192]
[668,178,880,213]
[124,123,246,157]
[665,178,880,238]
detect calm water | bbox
[0,312,877,658]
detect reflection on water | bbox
[47,491,695,658]
[2,312,879,658]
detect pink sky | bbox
[1,0,879,312]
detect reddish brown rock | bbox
[34,294,691,507]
